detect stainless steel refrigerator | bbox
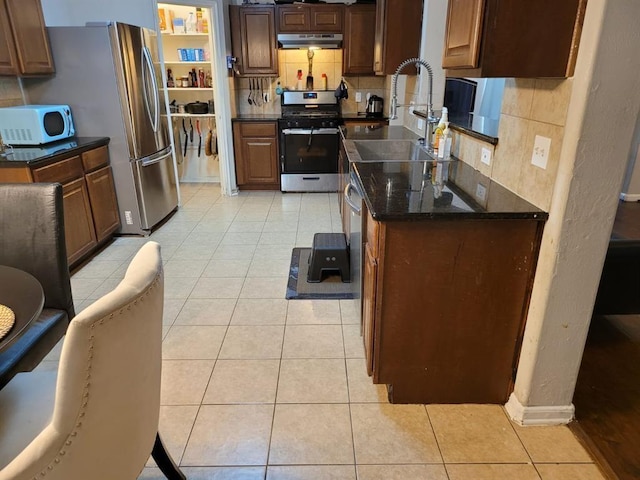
[25,22,178,235]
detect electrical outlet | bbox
[355,91,362,103]
[481,147,492,166]
[417,119,425,130]
[475,183,487,202]
[531,135,551,169]
[409,101,415,114]
[124,211,133,225]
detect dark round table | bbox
[0,265,45,352]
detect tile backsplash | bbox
[0,77,23,107]
[233,49,386,116]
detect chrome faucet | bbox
[390,57,438,147]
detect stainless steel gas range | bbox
[279,91,341,192]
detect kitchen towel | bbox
[334,79,348,100]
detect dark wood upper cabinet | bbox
[0,0,54,76]
[343,4,376,76]
[442,0,587,78]
[277,4,343,33]
[230,5,278,77]
[374,0,423,76]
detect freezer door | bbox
[112,23,169,160]
[132,148,178,230]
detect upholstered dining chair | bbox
[0,241,185,480]
[0,183,74,389]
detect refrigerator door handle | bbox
[141,46,159,133]
[138,147,172,167]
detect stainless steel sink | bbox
[352,139,433,162]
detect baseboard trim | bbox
[620,192,640,202]
[504,393,575,426]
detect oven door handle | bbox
[344,182,362,215]
[281,128,340,135]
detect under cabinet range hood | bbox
[277,33,343,49]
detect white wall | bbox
[42,0,157,28]
[506,0,640,424]
[621,115,640,200]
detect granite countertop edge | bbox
[0,137,110,167]
[342,126,547,222]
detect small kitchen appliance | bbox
[0,105,75,145]
[365,95,384,118]
[279,90,341,192]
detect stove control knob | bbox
[321,121,327,128]
[295,121,300,128]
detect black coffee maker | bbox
[366,95,384,118]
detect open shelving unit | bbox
[158,2,219,183]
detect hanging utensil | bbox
[306,49,314,90]
[182,118,188,157]
[189,119,194,142]
[248,78,253,105]
[196,119,202,157]
[205,118,213,157]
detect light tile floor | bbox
[38,184,606,480]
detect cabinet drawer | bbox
[81,145,109,172]
[240,122,277,137]
[32,155,83,184]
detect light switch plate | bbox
[355,92,362,103]
[531,135,551,169]
[417,119,425,130]
[481,147,492,166]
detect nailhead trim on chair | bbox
[31,272,162,479]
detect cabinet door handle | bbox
[344,183,361,214]
[247,142,271,146]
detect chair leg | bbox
[152,433,186,480]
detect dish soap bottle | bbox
[438,122,452,160]
[321,73,328,91]
[433,107,448,153]
[275,81,283,95]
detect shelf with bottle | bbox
[161,32,209,37]
[164,113,216,118]
[164,61,210,65]
[164,87,213,91]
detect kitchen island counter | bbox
[353,160,547,222]
[342,127,548,404]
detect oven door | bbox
[280,128,340,174]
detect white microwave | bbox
[0,105,75,145]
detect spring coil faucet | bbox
[390,57,438,147]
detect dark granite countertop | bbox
[353,160,547,221]
[341,114,389,122]
[341,125,421,141]
[232,114,281,122]
[341,125,545,221]
[0,137,110,167]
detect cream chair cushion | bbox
[0,241,163,480]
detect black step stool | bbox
[307,233,350,283]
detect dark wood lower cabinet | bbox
[362,207,544,404]
[85,166,119,243]
[0,141,120,267]
[62,177,98,266]
[233,121,280,190]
